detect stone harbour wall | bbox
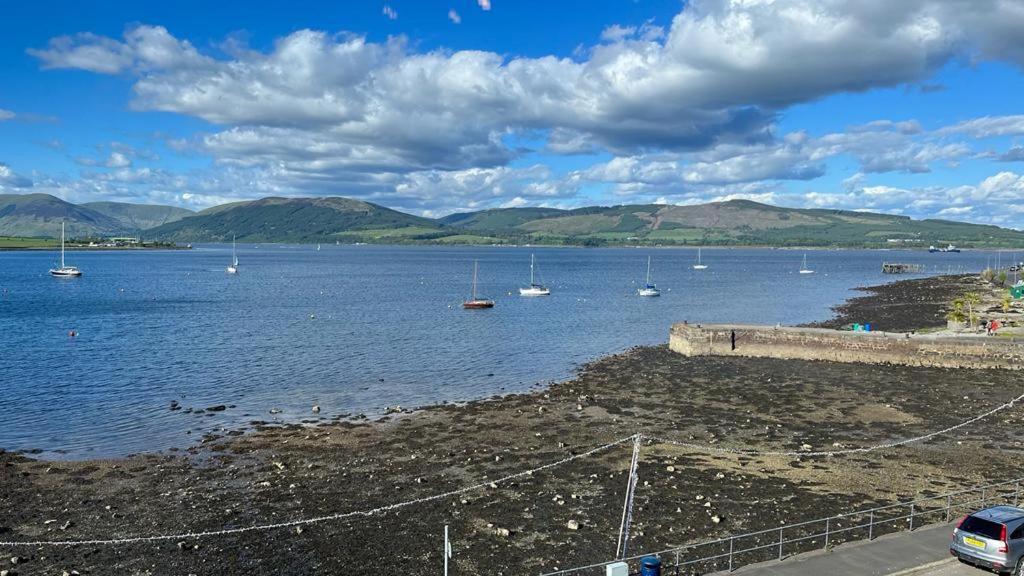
[669,323,1024,370]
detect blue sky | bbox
[1,0,1023,227]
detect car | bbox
[951,505,1024,574]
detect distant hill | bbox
[2,192,1022,247]
[0,193,125,237]
[146,196,439,242]
[82,201,194,231]
[446,200,1024,248]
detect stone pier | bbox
[669,323,1024,370]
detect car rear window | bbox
[962,516,1004,540]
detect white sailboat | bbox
[637,256,660,297]
[519,254,550,296]
[693,247,708,270]
[799,253,814,274]
[317,243,321,251]
[226,236,239,274]
[49,221,82,277]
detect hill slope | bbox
[0,193,126,237]
[146,196,439,242]
[449,200,1024,247]
[82,201,194,231]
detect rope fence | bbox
[1,389,1022,551]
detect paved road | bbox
[712,522,983,576]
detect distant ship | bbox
[929,244,961,253]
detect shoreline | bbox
[4,274,1024,574]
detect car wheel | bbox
[1015,557,1024,576]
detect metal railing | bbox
[542,476,1024,575]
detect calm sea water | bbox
[0,245,998,458]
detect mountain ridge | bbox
[2,192,1023,248]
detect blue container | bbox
[640,556,661,576]
[865,323,871,332]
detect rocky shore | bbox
[3,274,1024,575]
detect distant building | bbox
[108,237,140,246]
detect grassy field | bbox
[0,236,58,248]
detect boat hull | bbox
[226,266,238,274]
[49,268,82,277]
[692,265,708,270]
[519,287,550,296]
[463,300,495,309]
[638,289,660,297]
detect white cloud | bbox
[0,109,14,121]
[0,163,33,189]
[939,115,1024,138]
[382,6,397,20]
[105,151,132,168]
[477,0,491,11]
[448,9,461,24]
[22,2,1024,218]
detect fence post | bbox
[909,504,915,531]
[824,518,830,550]
[982,487,986,507]
[778,528,784,561]
[1016,482,1020,507]
[674,550,680,576]
[868,511,874,540]
[728,537,734,572]
[946,495,952,523]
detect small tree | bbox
[981,268,996,283]
[1004,294,1013,314]
[964,292,982,328]
[998,270,1008,287]
[946,297,967,324]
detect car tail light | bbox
[999,524,1008,553]
[954,515,968,536]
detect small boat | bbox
[693,247,708,270]
[519,254,550,296]
[317,243,321,251]
[463,260,495,309]
[799,253,814,274]
[929,244,961,253]
[638,256,660,297]
[49,222,82,277]
[226,236,239,274]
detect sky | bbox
[1,0,1024,227]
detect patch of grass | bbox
[0,236,59,248]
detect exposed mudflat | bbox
[805,274,985,333]
[3,274,1024,575]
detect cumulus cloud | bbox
[382,5,397,20]
[999,146,1024,162]
[939,115,1024,138]
[0,163,33,189]
[477,0,491,11]
[22,1,1024,217]
[448,9,461,24]
[0,109,14,121]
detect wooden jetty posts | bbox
[882,262,925,274]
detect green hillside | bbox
[0,193,125,237]
[82,201,194,231]
[452,200,1024,248]
[146,196,440,242]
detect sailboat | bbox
[637,256,660,297]
[317,243,321,251]
[49,221,82,277]
[463,260,495,309]
[799,253,814,274]
[226,236,239,274]
[519,254,550,296]
[693,247,708,270]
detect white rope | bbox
[646,391,1024,458]
[616,434,642,559]
[0,435,636,547]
